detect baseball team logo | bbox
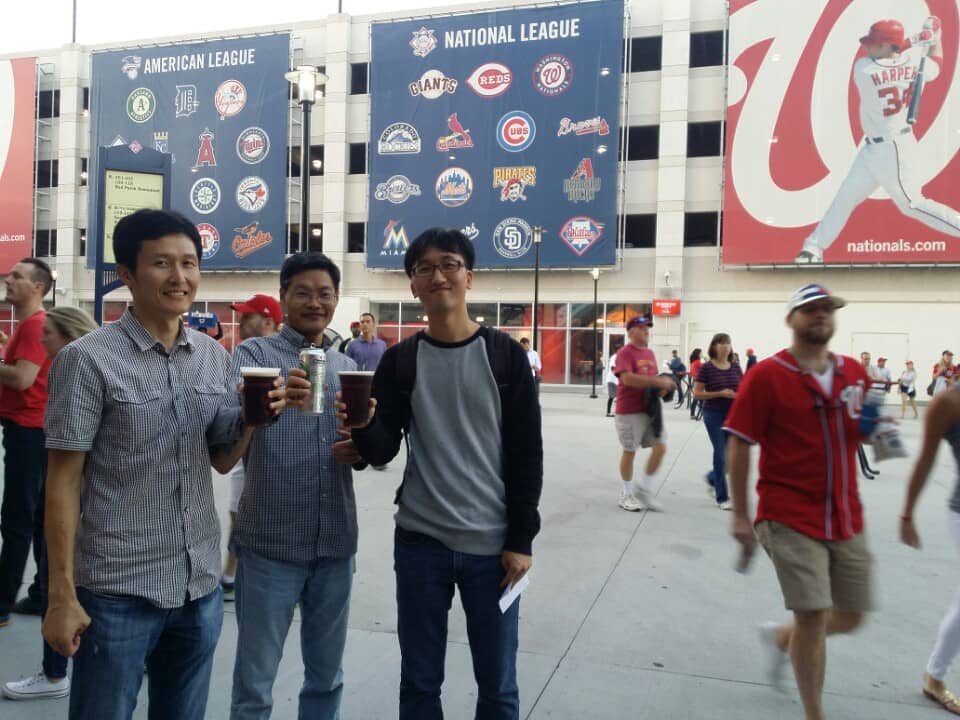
[121,55,142,79]
[215,79,247,119]
[557,116,610,137]
[153,131,169,153]
[435,167,473,208]
[493,218,533,259]
[232,222,273,258]
[496,111,536,152]
[564,158,602,202]
[436,113,473,152]
[193,128,217,170]
[129,140,143,154]
[236,127,270,164]
[494,166,536,202]
[409,70,458,99]
[461,223,479,241]
[382,220,410,256]
[410,27,437,57]
[560,216,604,256]
[375,175,422,204]
[236,177,268,213]
[110,135,127,147]
[190,178,221,215]
[126,88,156,123]
[378,123,421,154]
[466,62,512,97]
[533,54,573,96]
[197,223,220,260]
[175,84,200,118]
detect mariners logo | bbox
[375,175,422,204]
[436,114,473,152]
[153,131,169,153]
[236,177,268,213]
[494,166,536,202]
[236,127,270,164]
[558,116,610,137]
[410,27,437,57]
[560,216,604,256]
[493,218,533,259]
[461,223,479,241]
[121,55,142,79]
[435,168,473,208]
[175,84,200,118]
[496,111,536,152]
[533,54,573,97]
[382,220,409,256]
[215,79,247,120]
[378,123,421,155]
[466,62,512,98]
[197,223,220,260]
[190,178,221,215]
[126,88,156,123]
[564,158,602,202]
[409,70,457,99]
[232,222,273,258]
[193,128,216,170]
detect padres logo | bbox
[493,218,533,259]
[126,88,157,123]
[190,178,221,215]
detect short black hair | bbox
[361,312,376,322]
[403,227,475,278]
[708,333,732,361]
[519,337,530,345]
[280,251,341,291]
[113,209,202,272]
[20,258,53,295]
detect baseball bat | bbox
[907,55,926,125]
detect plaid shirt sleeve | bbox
[45,343,104,451]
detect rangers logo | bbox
[409,70,457,99]
[197,223,220,260]
[126,88,156,124]
[533,54,573,97]
[461,223,479,241]
[121,55,142,79]
[564,158,602,202]
[466,62,512,98]
[190,178,221,215]
[560,216,604,256]
[236,127,270,164]
[215,79,247,120]
[494,166,536,202]
[435,167,473,208]
[493,218,533,259]
[193,128,216,170]
[496,111,536,153]
[232,222,273,258]
[436,114,473,152]
[236,177,268,213]
[153,131,169,153]
[558,116,610,137]
[409,27,437,58]
[375,175,422,204]
[382,220,410,256]
[378,123,421,155]
[175,84,200,118]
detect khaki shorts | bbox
[614,413,666,452]
[756,520,874,613]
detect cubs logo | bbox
[197,223,220,260]
[215,79,247,120]
[564,158,602,202]
[461,223,479,241]
[533,54,573,97]
[493,166,536,202]
[382,220,409,256]
[193,128,216,170]
[409,70,457,99]
[126,88,156,123]
[436,113,473,152]
[175,84,200,118]
[410,27,437,57]
[232,222,273,258]
[378,123,421,155]
[121,55,142,80]
[493,218,533,259]
[466,62,512,98]
[375,175,422,204]
[496,111,536,152]
[560,216,604,256]
[190,178,221,215]
[236,177,268,213]
[435,167,473,208]
[557,116,610,137]
[236,127,270,164]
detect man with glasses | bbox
[346,228,542,720]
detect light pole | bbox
[590,267,599,398]
[50,269,58,307]
[285,66,328,253]
[532,226,542,353]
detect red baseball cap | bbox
[231,294,282,324]
[860,19,905,48]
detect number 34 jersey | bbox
[853,49,941,137]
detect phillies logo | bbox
[496,111,536,152]
[193,128,216,170]
[533,54,573,96]
[466,62,512,97]
[560,216,604,256]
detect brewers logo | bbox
[215,79,247,120]
[560,216,604,256]
[461,223,479,241]
[126,88,156,123]
[493,218,533,259]
[435,168,473,208]
[236,127,270,164]
[375,175,422,204]
[496,111,536,152]
[197,223,220,260]
[190,178,221,215]
[236,177,268,213]
[494,166,536,202]
[533,54,573,97]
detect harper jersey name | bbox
[853,47,941,137]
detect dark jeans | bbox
[702,406,730,504]
[38,541,69,678]
[0,420,46,614]
[394,528,519,720]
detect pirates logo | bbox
[190,178,221,215]
[126,88,156,124]
[232,222,273,258]
[121,55,142,80]
[215,79,247,120]
[382,220,409,256]
[236,177,268,213]
[175,84,200,118]
[494,166,536,202]
[375,175,422,204]
[560,216,604,256]
[193,128,217,170]
[410,27,437,58]
[533,54,573,97]
[435,167,473,208]
[197,223,220,260]
[436,114,474,152]
[236,127,270,164]
[493,218,533,259]
[564,158,602,203]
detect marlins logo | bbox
[127,88,156,123]
[564,158,602,202]
[560,216,604,256]
[496,111,536,153]
[175,84,200,118]
[236,127,270,164]
[436,114,473,152]
[121,55,142,79]
[493,218,533,259]
[494,166,536,202]
[382,220,409,256]
[409,70,457,99]
[190,178,221,215]
[375,175,422,204]
[232,222,273,258]
[533,54,573,96]
[435,168,473,208]
[197,223,220,260]
[193,128,216,170]
[236,177,268,213]
[378,123,421,155]
[215,79,247,120]
[410,27,437,57]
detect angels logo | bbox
[436,114,473,152]
[493,218,533,259]
[557,116,610,137]
[560,216,604,256]
[375,175,422,204]
[121,55,142,79]
[564,158,602,202]
[461,223,479,241]
[435,168,473,208]
[190,178,221,215]
[214,79,247,120]
[175,84,200,118]
[236,177,268,213]
[496,111,536,152]
[382,220,409,256]
[232,222,273,259]
[193,128,216,170]
[466,62,512,97]
[493,166,536,202]
[236,127,270,164]
[533,54,573,96]
[378,123,421,155]
[126,88,156,123]
[410,27,437,57]
[197,223,220,260]
[409,70,457,99]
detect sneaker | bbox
[718,500,733,511]
[220,580,235,602]
[618,490,644,512]
[2,671,70,700]
[793,248,823,264]
[12,596,42,616]
[759,622,788,692]
[0,613,9,628]
[634,487,663,512]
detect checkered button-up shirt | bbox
[232,325,359,562]
[45,309,243,608]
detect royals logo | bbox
[466,62,512,98]
[193,128,216,170]
[435,167,473,208]
[409,70,457,99]
[533,54,573,96]
[153,131,169,153]
[175,84,200,118]
[378,123,421,155]
[493,218,533,259]
[236,127,270,164]
[436,113,473,152]
[410,27,437,57]
[558,116,610,137]
[190,178,221,215]
[382,220,410,256]
[496,111,536,152]
[375,175,422,204]
[121,55,142,79]
[197,223,220,260]
[236,177,268,213]
[126,88,156,123]
[232,222,273,258]
[560,216,604,256]
[215,79,247,120]
[493,166,536,202]
[564,158,602,202]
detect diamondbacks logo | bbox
[494,166,536,202]
[564,158,602,202]
[375,175,422,204]
[121,55,142,79]
[435,167,473,208]
[560,216,604,256]
[153,131,169,153]
[378,123,421,155]
[382,220,409,256]
[466,62,512,98]
[461,223,479,241]
[197,223,220,260]
[496,111,536,152]
[232,222,273,258]
[533,54,573,96]
[410,27,437,57]
[436,114,473,152]
[175,84,200,118]
[236,177,268,213]
[493,218,533,259]
[236,127,270,164]
[126,88,156,123]
[190,178,221,215]
[215,79,247,119]
[194,128,216,170]
[558,116,610,137]
[409,70,457,99]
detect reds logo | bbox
[232,222,273,258]
[466,62,513,97]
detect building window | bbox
[623,214,657,248]
[310,145,324,176]
[289,149,300,178]
[630,36,662,72]
[347,223,365,253]
[684,212,720,247]
[80,158,88,186]
[348,143,367,175]
[82,87,89,114]
[37,89,60,119]
[287,223,324,253]
[690,31,724,68]
[36,159,59,188]
[350,63,369,95]
[687,121,722,158]
[625,125,659,161]
[34,229,57,257]
[287,224,300,254]
[79,228,86,256]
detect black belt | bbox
[865,127,911,144]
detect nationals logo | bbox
[197,223,220,260]
[496,111,536,152]
[560,216,604,256]
[533,54,573,96]
[232,222,273,258]
[466,62,512,97]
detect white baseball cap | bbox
[786,284,846,314]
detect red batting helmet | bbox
[860,19,905,48]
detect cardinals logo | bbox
[236,177,268,213]
[232,222,273,259]
[436,113,474,152]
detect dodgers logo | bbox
[461,223,479,241]
[197,223,220,260]
[493,218,533,259]
[175,84,200,118]
[560,216,604,256]
[466,62,512,98]
[533,54,573,97]
[564,158,602,202]
[409,70,457,99]
[493,166,536,202]
[190,178,221,215]
[232,222,273,258]
[435,168,473,208]
[236,127,270,164]
[121,55,142,79]
[436,114,473,152]
[126,88,156,124]
[378,123,421,155]
[496,111,535,153]
[236,177,268,213]
[193,128,216,170]
[215,79,247,120]
[382,220,409,256]
[375,175,422,204]
[410,27,437,57]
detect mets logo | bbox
[493,218,533,259]
[236,127,270,164]
[533,54,573,97]
[564,158,602,203]
[436,114,473,152]
[496,111,536,152]
[215,80,247,120]
[197,223,220,260]
[121,55,142,79]
[493,166,536,202]
[190,178,221,215]
[193,128,216,170]
[378,123,421,155]
[409,70,457,99]
[375,175,422,204]
[435,167,473,208]
[232,222,273,259]
[236,177,268,213]
[175,84,200,118]
[382,220,410,256]
[558,116,610,137]
[410,27,437,57]
[461,223,479,241]
[466,62,512,98]
[126,88,156,123]
[560,216,604,256]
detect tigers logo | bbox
[382,220,409,256]
[231,222,273,258]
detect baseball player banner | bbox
[0,58,37,273]
[723,0,960,266]
[368,0,624,269]
[88,34,290,270]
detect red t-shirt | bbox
[613,344,657,414]
[723,350,870,541]
[934,364,957,381]
[0,311,51,428]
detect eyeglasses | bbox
[288,288,337,303]
[412,259,465,278]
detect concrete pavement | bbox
[0,392,953,718]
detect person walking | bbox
[900,360,919,419]
[876,356,893,391]
[604,346,620,417]
[338,321,361,354]
[745,347,758,374]
[519,338,542,391]
[726,284,875,720]
[688,348,703,419]
[934,351,957,396]
[345,312,387,372]
[693,333,742,511]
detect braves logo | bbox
[232,222,273,258]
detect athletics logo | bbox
[435,167,473,208]
[564,158,602,202]
[382,220,410,256]
[494,166,536,202]
[533,54,573,96]
[375,175,422,204]
[466,62,512,98]
[126,88,156,123]
[193,128,216,170]
[214,79,247,119]
[560,216,604,256]
[232,222,273,258]
[236,177,268,213]
[236,127,270,164]
[410,27,437,57]
[496,111,536,152]
[493,218,533,259]
[175,84,200,118]
[409,70,457,99]
[197,223,220,260]
[378,123,421,155]
[121,55,142,79]
[436,114,473,152]
[190,178,221,215]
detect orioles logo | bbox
[232,222,273,258]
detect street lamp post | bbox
[285,66,328,253]
[50,269,58,307]
[532,226,542,353]
[590,267,600,398]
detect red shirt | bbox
[0,311,51,428]
[723,350,870,541]
[613,344,657,414]
[934,364,957,381]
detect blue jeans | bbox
[38,542,68,679]
[70,586,223,720]
[702,406,730,504]
[394,527,520,720]
[230,548,353,720]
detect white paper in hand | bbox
[498,574,530,614]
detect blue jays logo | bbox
[410,27,437,58]
[382,220,409,256]
[121,55,142,80]
[175,85,200,118]
[190,178,221,215]
[236,177,268,213]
